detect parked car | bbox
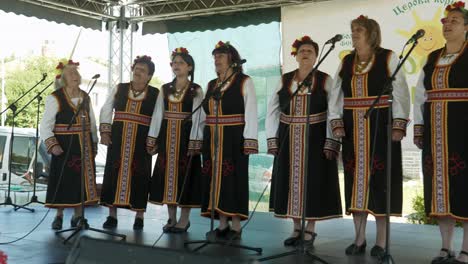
[0,126,50,186]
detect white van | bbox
[0,126,50,187]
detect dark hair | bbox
[212,42,243,72]
[351,16,382,51]
[169,53,197,98]
[132,55,155,76]
[297,40,319,56]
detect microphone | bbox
[41,73,47,80]
[92,74,100,79]
[230,59,247,68]
[406,29,425,44]
[325,34,343,45]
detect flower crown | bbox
[445,1,466,16]
[291,35,313,56]
[171,47,189,59]
[55,59,80,79]
[132,55,152,70]
[215,41,230,49]
[356,14,368,20]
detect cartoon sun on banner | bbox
[396,8,445,75]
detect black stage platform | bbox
[0,204,462,263]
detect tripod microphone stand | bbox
[55,78,126,244]
[0,74,47,212]
[15,81,55,209]
[258,40,338,263]
[184,66,262,255]
[363,38,419,264]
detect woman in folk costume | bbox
[147,47,204,233]
[266,36,342,248]
[413,2,468,263]
[99,55,159,230]
[41,59,98,230]
[328,15,410,257]
[200,41,258,241]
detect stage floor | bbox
[0,204,463,264]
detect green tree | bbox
[4,56,57,128]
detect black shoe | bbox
[163,219,176,233]
[432,248,456,264]
[284,229,301,246]
[206,226,230,240]
[133,218,144,230]
[51,216,63,230]
[370,245,385,258]
[225,229,242,241]
[446,250,468,264]
[294,231,317,248]
[171,221,191,233]
[71,216,89,229]
[103,216,118,229]
[345,240,366,255]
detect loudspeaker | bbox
[66,236,256,264]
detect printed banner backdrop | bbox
[282,0,453,153]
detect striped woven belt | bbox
[54,124,90,134]
[427,88,468,102]
[206,114,245,126]
[164,111,191,120]
[280,111,327,124]
[114,111,151,126]
[343,95,389,109]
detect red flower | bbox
[291,35,314,56]
[445,1,466,14]
[0,250,8,264]
[357,15,368,20]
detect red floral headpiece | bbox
[291,35,313,56]
[215,41,230,49]
[55,59,80,79]
[171,47,189,60]
[356,15,368,20]
[445,1,466,16]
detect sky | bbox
[0,9,173,82]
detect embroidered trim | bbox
[53,124,90,134]
[206,114,245,126]
[146,136,157,148]
[392,118,408,132]
[343,95,390,109]
[164,111,191,120]
[324,138,341,153]
[114,111,151,126]
[188,140,202,152]
[414,124,424,137]
[45,137,59,152]
[243,139,258,154]
[426,88,468,102]
[330,119,344,131]
[267,137,279,150]
[100,123,112,133]
[279,111,327,125]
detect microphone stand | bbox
[363,39,419,264]
[15,81,54,208]
[258,41,337,263]
[184,67,262,255]
[0,75,47,212]
[56,78,126,244]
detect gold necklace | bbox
[354,53,373,74]
[130,83,145,98]
[173,82,190,101]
